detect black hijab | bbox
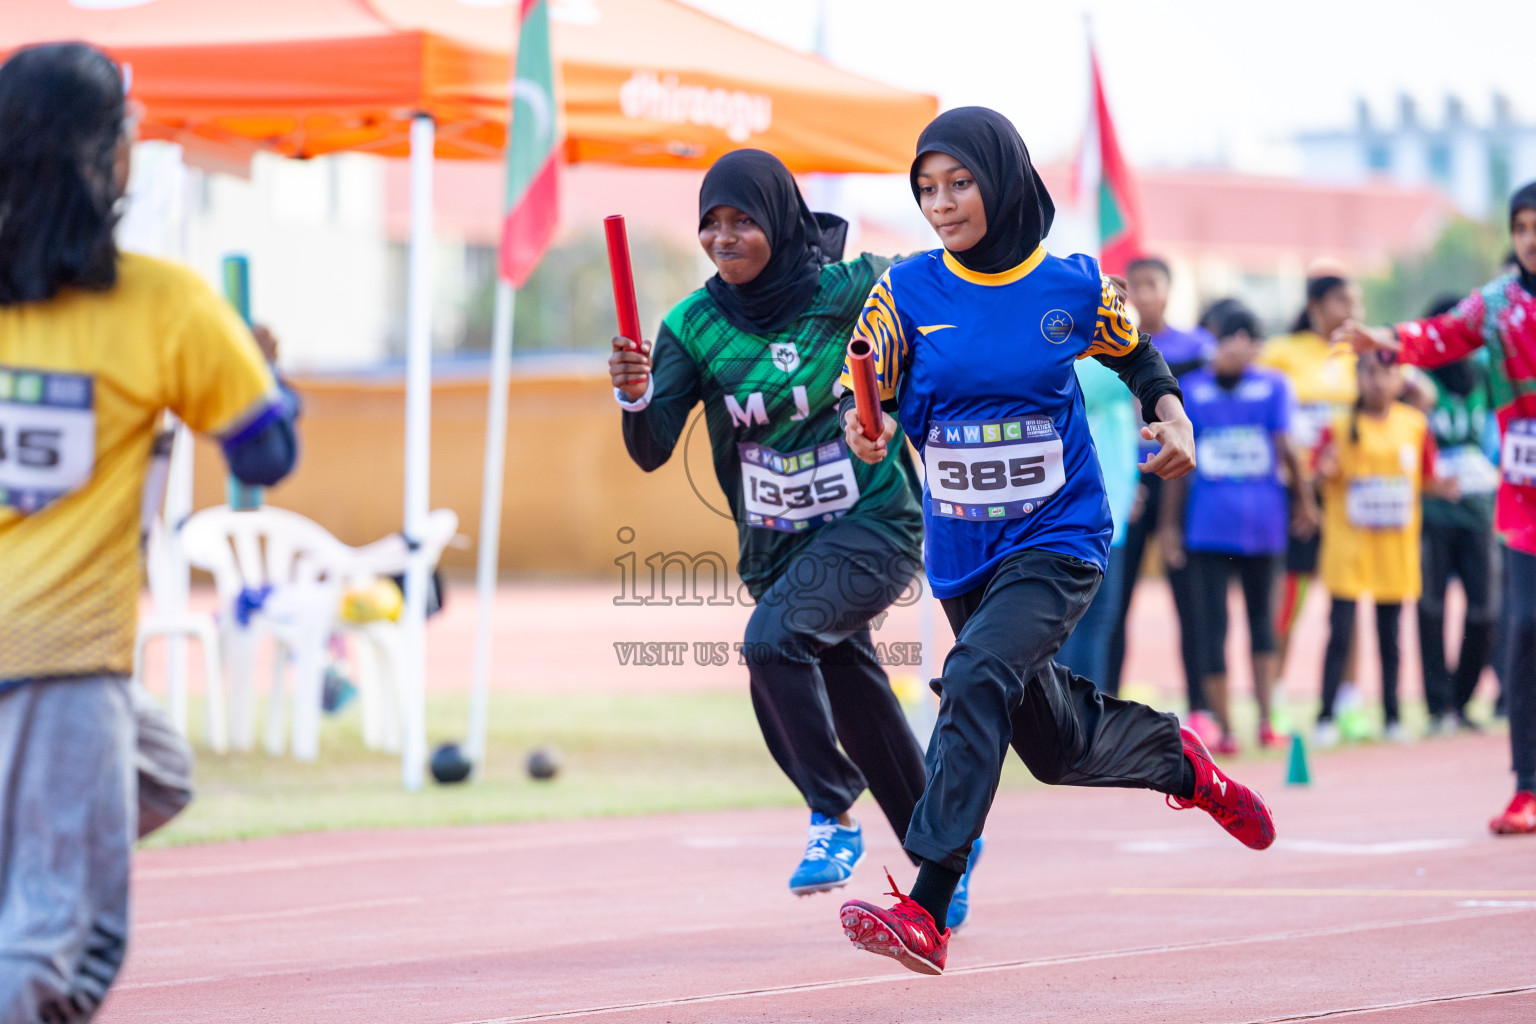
[699,149,847,335]
[909,106,1055,275]
[1511,179,1536,295]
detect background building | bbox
[1297,93,1536,220]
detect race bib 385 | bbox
[924,417,1064,521]
[0,366,95,513]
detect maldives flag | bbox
[498,0,561,287]
[1076,40,1143,276]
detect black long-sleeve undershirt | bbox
[619,327,702,472]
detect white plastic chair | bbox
[339,509,459,754]
[133,512,227,752]
[179,505,459,767]
[181,506,353,761]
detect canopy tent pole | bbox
[466,279,515,776]
[400,113,436,792]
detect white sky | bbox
[682,0,1535,174]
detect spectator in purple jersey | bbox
[1160,302,1317,754]
[1107,257,1217,740]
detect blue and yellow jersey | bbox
[838,246,1136,598]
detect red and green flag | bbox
[1077,40,1143,276]
[498,0,561,287]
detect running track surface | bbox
[103,733,1534,1023]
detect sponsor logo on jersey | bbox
[1026,419,1053,438]
[769,342,800,375]
[988,506,1005,517]
[1022,502,1034,513]
[1041,309,1074,344]
[940,502,954,514]
[929,425,942,443]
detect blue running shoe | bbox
[788,812,863,895]
[946,835,984,930]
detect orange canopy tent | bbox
[0,0,936,172]
[1,0,937,788]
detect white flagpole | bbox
[466,279,515,777]
[400,113,436,792]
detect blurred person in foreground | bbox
[1107,257,1214,727]
[1340,181,1536,834]
[1160,301,1316,754]
[1311,353,1446,748]
[0,43,298,1022]
[1404,296,1499,737]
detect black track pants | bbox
[1502,549,1536,792]
[1418,519,1494,717]
[744,517,928,843]
[903,548,1187,873]
[1319,598,1403,724]
[1188,551,1278,675]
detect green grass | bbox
[151,689,1069,848]
[149,692,804,847]
[161,685,1474,849]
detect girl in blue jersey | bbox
[832,107,1276,976]
[1159,301,1317,755]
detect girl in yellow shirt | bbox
[1312,353,1442,746]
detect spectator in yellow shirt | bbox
[1257,273,1357,665]
[1311,353,1444,747]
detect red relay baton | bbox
[846,338,882,441]
[604,215,643,351]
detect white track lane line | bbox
[1241,984,1536,1022]
[451,905,1534,1023]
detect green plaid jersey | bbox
[1423,354,1496,530]
[621,255,922,597]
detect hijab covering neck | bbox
[698,149,847,335]
[1511,180,1536,295]
[910,106,1055,276]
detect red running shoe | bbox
[839,869,948,976]
[1489,791,1536,835]
[1167,727,1275,850]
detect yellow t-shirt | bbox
[1257,329,1357,450]
[1317,403,1431,602]
[0,254,276,682]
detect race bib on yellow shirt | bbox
[0,366,95,514]
[739,438,860,532]
[1197,426,1273,480]
[1346,475,1412,530]
[925,417,1064,521]
[1502,420,1536,487]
